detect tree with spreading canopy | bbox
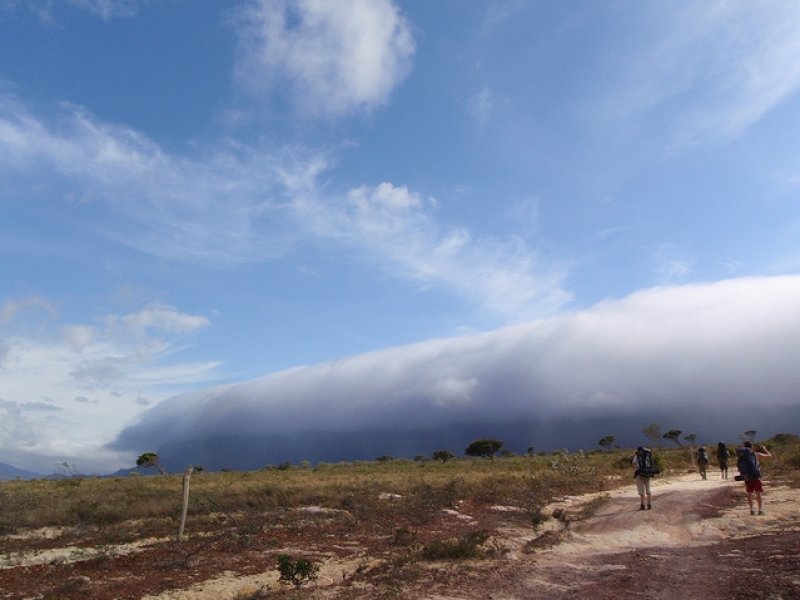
[465,439,504,460]
[598,435,616,451]
[663,429,682,446]
[136,452,166,475]
[432,450,455,463]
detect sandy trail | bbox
[477,474,800,600]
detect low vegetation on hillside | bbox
[0,433,798,599]
[1,433,797,540]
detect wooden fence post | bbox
[177,465,194,543]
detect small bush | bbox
[419,530,489,560]
[391,526,418,546]
[277,553,319,587]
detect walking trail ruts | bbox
[415,474,800,600]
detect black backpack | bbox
[697,448,709,465]
[736,447,761,480]
[635,447,660,477]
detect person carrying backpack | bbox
[736,440,772,515]
[632,446,659,510]
[696,446,709,480]
[716,442,729,480]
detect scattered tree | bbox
[598,435,616,451]
[465,439,504,460]
[662,429,682,446]
[741,430,757,442]
[526,446,534,457]
[136,452,166,475]
[643,423,662,449]
[432,450,455,463]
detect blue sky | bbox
[2,0,800,473]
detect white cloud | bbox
[0,96,568,322]
[116,275,800,452]
[0,95,294,264]
[293,180,571,320]
[234,0,415,117]
[599,2,800,144]
[0,298,220,472]
[61,325,94,352]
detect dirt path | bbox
[414,475,800,600]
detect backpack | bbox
[697,449,709,465]
[736,447,761,480]
[635,447,660,477]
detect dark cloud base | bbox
[149,407,800,473]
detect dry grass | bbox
[0,453,624,539]
[2,436,797,543]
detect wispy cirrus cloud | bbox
[233,0,415,117]
[1,0,146,24]
[291,180,570,320]
[65,0,145,20]
[598,2,800,144]
[0,96,570,322]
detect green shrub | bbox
[420,530,489,560]
[277,553,319,587]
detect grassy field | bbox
[2,433,797,542]
[1,435,799,599]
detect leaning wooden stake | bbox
[177,465,194,543]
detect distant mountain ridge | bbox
[0,462,42,481]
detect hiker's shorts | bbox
[635,475,651,496]
[744,479,763,493]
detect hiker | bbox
[716,442,729,480]
[696,446,709,480]
[736,441,772,516]
[632,446,659,510]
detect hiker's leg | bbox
[756,491,763,512]
[746,491,754,512]
[635,477,646,508]
[645,477,652,508]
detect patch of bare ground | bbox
[2,457,799,599]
